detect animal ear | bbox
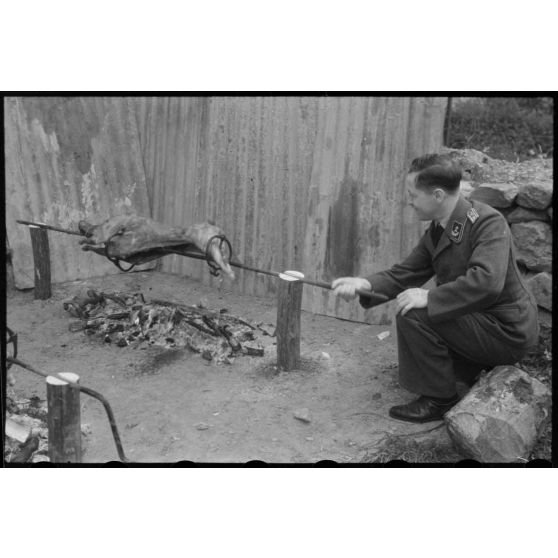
[208,219,216,226]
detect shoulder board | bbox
[467,208,480,224]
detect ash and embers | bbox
[63,290,268,364]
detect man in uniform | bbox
[332,153,539,423]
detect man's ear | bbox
[433,188,445,201]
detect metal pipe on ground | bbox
[7,356,128,462]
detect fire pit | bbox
[63,289,266,364]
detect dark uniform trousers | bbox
[396,308,528,398]
[360,197,539,399]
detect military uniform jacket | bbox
[360,196,539,349]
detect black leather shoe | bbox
[389,395,460,423]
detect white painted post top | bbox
[46,372,80,386]
[278,270,305,281]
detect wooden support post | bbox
[276,271,304,371]
[46,373,82,463]
[29,225,52,299]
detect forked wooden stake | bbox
[46,373,81,463]
[276,271,304,371]
[29,225,52,299]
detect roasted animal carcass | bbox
[78,215,235,280]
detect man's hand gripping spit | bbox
[331,277,372,301]
[395,288,429,315]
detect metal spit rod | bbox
[16,220,389,304]
[180,250,389,304]
[16,219,84,236]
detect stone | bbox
[506,207,550,224]
[441,147,553,185]
[537,308,552,329]
[496,207,513,221]
[459,181,474,199]
[469,183,519,208]
[517,181,553,210]
[444,365,551,462]
[441,148,496,182]
[293,408,311,423]
[526,272,552,311]
[511,222,552,272]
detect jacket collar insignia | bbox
[433,196,471,255]
[450,220,464,242]
[447,196,472,244]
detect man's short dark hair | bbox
[408,153,462,193]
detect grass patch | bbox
[361,429,465,464]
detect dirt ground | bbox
[5,270,486,464]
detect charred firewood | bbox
[151,298,221,320]
[183,318,219,337]
[69,320,87,332]
[64,289,264,363]
[219,325,242,352]
[242,343,265,357]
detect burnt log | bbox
[242,343,265,357]
[444,365,551,462]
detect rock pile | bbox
[4,396,50,463]
[442,148,553,329]
[440,149,552,463]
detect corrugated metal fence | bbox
[6,96,447,324]
[134,96,447,323]
[5,96,153,288]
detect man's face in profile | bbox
[405,172,441,221]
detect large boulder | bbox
[511,221,552,272]
[445,366,551,463]
[506,206,550,224]
[516,180,553,210]
[526,272,552,312]
[469,183,518,208]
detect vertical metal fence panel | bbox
[134,96,320,297]
[135,96,447,323]
[5,97,154,288]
